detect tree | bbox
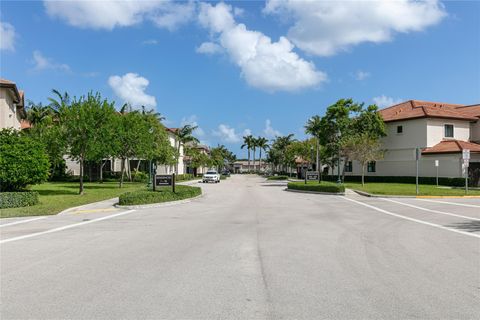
[305,115,323,182]
[342,133,385,186]
[255,137,269,173]
[0,129,50,191]
[241,135,255,173]
[175,125,199,174]
[268,134,296,174]
[59,92,117,194]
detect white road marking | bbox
[381,198,480,221]
[415,198,480,208]
[341,197,480,239]
[0,210,136,244]
[0,217,47,228]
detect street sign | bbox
[462,149,470,160]
[306,171,319,181]
[463,159,469,167]
[415,147,421,160]
[155,174,173,186]
[435,160,439,167]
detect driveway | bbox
[1,175,479,319]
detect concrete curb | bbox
[285,188,345,196]
[114,193,204,210]
[58,197,119,215]
[350,189,416,198]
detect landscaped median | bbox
[267,175,289,180]
[118,185,202,206]
[287,181,345,194]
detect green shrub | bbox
[321,175,465,187]
[0,191,39,209]
[287,182,345,193]
[220,175,227,180]
[0,129,50,191]
[175,174,195,181]
[267,175,288,180]
[132,170,148,183]
[119,185,201,205]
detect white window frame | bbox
[444,123,454,139]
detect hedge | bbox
[287,182,345,194]
[267,175,289,180]
[0,191,39,209]
[321,175,466,187]
[119,185,201,206]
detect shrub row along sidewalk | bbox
[119,185,202,206]
[287,181,345,193]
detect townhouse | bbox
[339,100,480,185]
[0,78,28,130]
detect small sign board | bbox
[463,159,469,167]
[415,147,422,160]
[306,171,319,180]
[155,174,173,186]
[435,160,439,167]
[462,149,470,160]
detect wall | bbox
[0,88,21,130]
[470,121,480,143]
[426,118,470,146]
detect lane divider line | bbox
[0,210,136,245]
[415,198,480,208]
[0,217,47,228]
[341,197,480,239]
[381,198,480,221]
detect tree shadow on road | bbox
[445,220,480,233]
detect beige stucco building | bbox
[0,79,27,130]
[333,100,480,183]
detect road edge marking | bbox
[341,197,480,239]
[0,210,136,244]
[415,198,480,208]
[381,198,480,221]
[0,217,47,228]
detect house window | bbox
[345,161,353,172]
[396,125,403,134]
[367,161,376,172]
[444,124,454,138]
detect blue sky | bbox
[1,0,479,157]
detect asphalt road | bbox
[1,175,479,319]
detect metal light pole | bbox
[147,127,154,190]
[336,129,341,184]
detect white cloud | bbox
[108,73,157,108]
[142,39,158,45]
[198,2,326,92]
[212,124,241,143]
[180,115,205,137]
[243,129,252,136]
[31,50,71,72]
[263,119,281,138]
[0,21,16,51]
[196,42,224,55]
[44,0,194,30]
[234,7,245,17]
[354,70,370,81]
[373,95,403,108]
[265,0,447,56]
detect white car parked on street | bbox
[202,170,221,183]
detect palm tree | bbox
[176,125,199,174]
[274,134,296,174]
[256,137,269,173]
[141,105,165,122]
[48,89,70,112]
[26,101,54,127]
[241,135,254,173]
[305,115,323,182]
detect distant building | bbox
[233,160,268,173]
[331,100,480,184]
[0,78,28,130]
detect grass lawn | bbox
[0,182,146,218]
[344,182,480,196]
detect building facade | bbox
[332,100,480,184]
[0,79,27,130]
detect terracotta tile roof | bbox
[379,100,479,122]
[166,127,179,134]
[0,78,22,104]
[422,140,480,154]
[20,120,31,129]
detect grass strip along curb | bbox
[267,175,289,180]
[0,191,39,209]
[118,185,202,206]
[287,181,345,194]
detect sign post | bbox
[463,149,470,194]
[415,147,421,195]
[435,160,439,187]
[155,174,175,193]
